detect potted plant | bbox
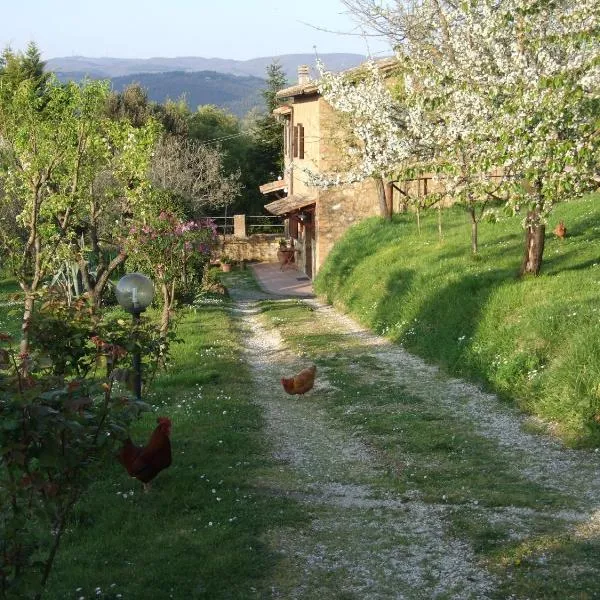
[220,255,233,272]
[277,239,295,270]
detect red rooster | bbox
[118,417,172,491]
[281,365,317,395]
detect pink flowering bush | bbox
[125,211,217,335]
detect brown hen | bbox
[553,221,567,239]
[281,365,317,395]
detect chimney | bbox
[297,65,310,85]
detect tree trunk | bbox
[469,207,478,255]
[159,281,176,338]
[437,205,443,243]
[520,210,545,276]
[19,293,35,360]
[80,250,127,310]
[384,180,394,220]
[376,176,392,221]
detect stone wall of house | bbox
[217,234,282,263]
[318,98,352,174]
[313,97,383,272]
[315,179,380,271]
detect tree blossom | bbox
[331,0,600,270]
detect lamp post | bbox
[115,273,154,400]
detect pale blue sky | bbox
[1,0,391,60]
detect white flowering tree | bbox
[311,58,434,220]
[314,9,509,249]
[402,23,508,255]
[344,0,600,272]
[432,0,599,272]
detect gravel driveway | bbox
[228,284,600,599]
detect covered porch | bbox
[263,193,316,280]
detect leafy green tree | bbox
[105,82,152,127]
[20,42,49,90]
[153,97,190,136]
[188,105,257,213]
[249,61,287,177]
[0,43,49,93]
[106,84,190,136]
[263,61,288,114]
[0,74,160,356]
[188,104,242,173]
[76,117,161,309]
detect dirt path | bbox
[230,291,600,599]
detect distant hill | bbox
[45,53,368,81]
[46,53,372,118]
[107,71,265,117]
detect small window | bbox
[293,123,305,159]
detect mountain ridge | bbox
[45,53,369,81]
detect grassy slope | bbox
[314,193,600,447]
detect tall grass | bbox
[314,193,600,446]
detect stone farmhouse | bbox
[259,61,508,280]
[260,60,405,280]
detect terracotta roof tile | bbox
[275,57,398,100]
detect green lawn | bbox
[41,303,305,600]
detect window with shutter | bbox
[298,124,305,159]
[292,124,298,157]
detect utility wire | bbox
[195,130,256,146]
